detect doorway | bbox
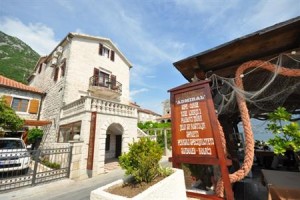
[115,135,122,158]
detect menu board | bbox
[173,88,217,158]
[169,81,234,199]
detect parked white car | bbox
[0,138,31,174]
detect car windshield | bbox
[0,140,25,149]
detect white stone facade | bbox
[28,33,138,179]
[138,111,161,123]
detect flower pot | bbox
[90,168,187,200]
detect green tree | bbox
[0,97,24,131]
[27,128,43,143]
[138,121,172,149]
[266,107,300,155]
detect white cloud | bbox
[0,17,58,55]
[130,88,149,98]
[55,0,75,12]
[244,0,300,31]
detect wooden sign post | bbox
[169,80,233,200]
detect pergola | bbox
[172,16,300,170]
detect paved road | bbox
[0,157,171,200]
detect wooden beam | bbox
[24,120,52,126]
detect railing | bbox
[137,127,156,140]
[89,75,122,94]
[141,128,172,156]
[0,146,72,192]
[61,96,137,118]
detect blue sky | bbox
[0,0,299,115]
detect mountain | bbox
[0,31,40,83]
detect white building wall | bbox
[64,37,130,105]
[93,113,137,175]
[28,34,137,178]
[138,112,160,123]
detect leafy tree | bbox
[138,121,171,130]
[0,97,24,131]
[266,107,300,155]
[138,121,172,149]
[27,128,43,143]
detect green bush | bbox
[119,137,163,183]
[28,128,43,143]
[41,159,61,169]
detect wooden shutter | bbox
[99,43,103,55]
[111,75,117,90]
[3,95,12,106]
[54,67,59,81]
[111,50,115,61]
[38,63,43,73]
[29,99,40,114]
[93,68,99,86]
[61,61,66,77]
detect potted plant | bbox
[266,107,300,170]
[90,137,186,199]
[27,128,43,150]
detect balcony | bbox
[89,76,122,99]
[61,96,137,119]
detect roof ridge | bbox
[0,75,43,94]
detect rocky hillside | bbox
[0,31,40,83]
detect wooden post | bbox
[164,129,168,156]
[87,112,97,176]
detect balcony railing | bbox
[61,96,137,119]
[89,75,122,94]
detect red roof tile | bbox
[0,75,43,94]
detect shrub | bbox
[119,137,163,183]
[28,128,43,143]
[41,159,61,169]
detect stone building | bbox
[157,99,171,123]
[28,33,138,178]
[130,102,161,123]
[0,75,50,138]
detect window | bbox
[11,98,29,112]
[54,67,59,81]
[99,43,115,61]
[61,61,66,77]
[58,121,81,143]
[99,71,110,87]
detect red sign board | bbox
[173,88,217,158]
[169,80,234,200]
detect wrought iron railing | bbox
[89,75,122,94]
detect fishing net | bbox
[210,52,300,117]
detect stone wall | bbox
[69,141,88,180]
